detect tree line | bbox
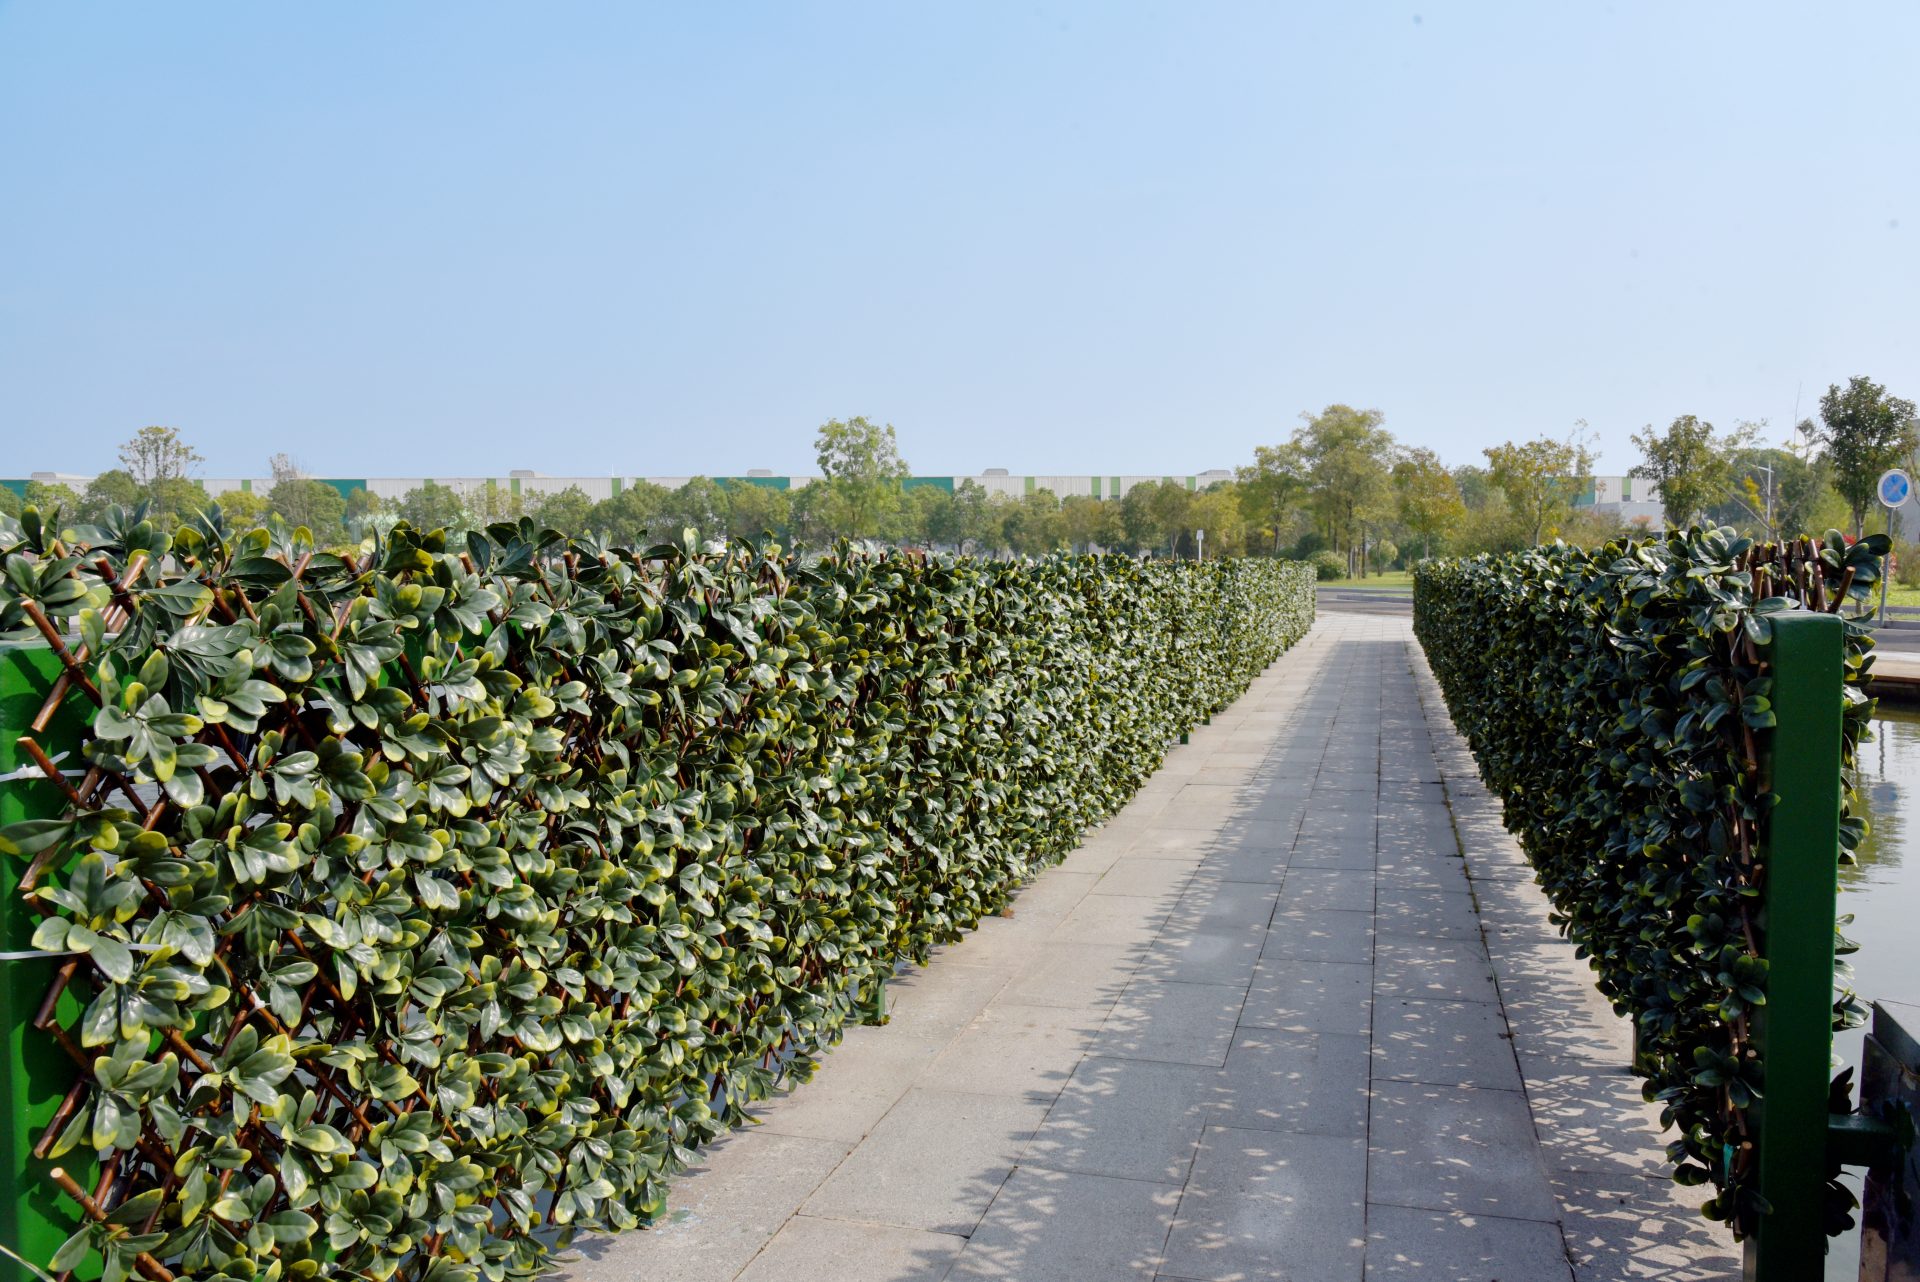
[11,378,1913,572]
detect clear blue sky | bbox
[2,2,1915,478]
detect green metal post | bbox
[1746,611,1843,1282]
[0,644,95,1280]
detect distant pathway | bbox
[564,611,1737,1282]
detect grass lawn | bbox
[1318,569,1415,590]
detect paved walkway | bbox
[565,611,1738,1282]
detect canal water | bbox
[1827,706,1920,1279]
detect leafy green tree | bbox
[84,470,143,521]
[1393,448,1465,560]
[1484,430,1594,547]
[590,483,669,545]
[721,481,792,542]
[928,480,994,551]
[268,478,346,535]
[999,489,1064,555]
[529,485,596,534]
[1059,494,1124,552]
[896,484,950,546]
[1237,443,1307,554]
[23,480,82,519]
[660,478,730,542]
[118,425,202,487]
[814,416,908,539]
[1295,405,1394,575]
[1631,414,1731,527]
[214,489,271,526]
[344,486,388,529]
[0,486,20,518]
[147,476,210,528]
[1188,484,1248,558]
[398,480,468,532]
[1815,376,1918,534]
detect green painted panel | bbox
[1023,476,1035,496]
[1187,475,1198,491]
[611,477,624,497]
[0,482,23,502]
[1091,477,1102,499]
[508,477,519,497]
[716,476,794,491]
[1110,476,1121,500]
[318,479,366,500]
[240,478,254,494]
[900,477,953,494]
[0,645,97,1281]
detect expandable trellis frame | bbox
[1414,528,1910,1277]
[0,503,1315,1282]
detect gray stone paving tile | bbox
[1371,997,1523,1089]
[920,1003,1098,1098]
[1374,935,1499,1003]
[949,1165,1178,1280]
[1288,831,1377,871]
[564,1131,852,1282]
[1192,844,1291,884]
[802,1088,1049,1234]
[1159,1126,1367,1282]
[1374,886,1481,939]
[1208,1028,1370,1137]
[1143,919,1268,985]
[1517,1053,1671,1178]
[1125,828,1220,861]
[884,961,1020,1040]
[1002,942,1138,1011]
[1243,957,1372,1036]
[751,1024,947,1143]
[1263,907,1375,964]
[1092,977,1245,1065]
[1172,878,1280,926]
[733,1214,964,1282]
[1003,869,1100,917]
[1279,867,1376,913]
[1363,1203,1573,1281]
[1053,892,1173,949]
[1376,852,1471,893]
[1023,1055,1211,1183]
[1092,856,1197,899]
[1367,1081,1559,1222]
[1553,1173,1737,1280]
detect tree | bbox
[1392,448,1465,560]
[147,476,209,528]
[1236,443,1307,554]
[397,481,468,532]
[268,478,346,535]
[1484,430,1595,547]
[1188,484,1248,558]
[532,485,596,534]
[721,481,792,542]
[343,487,388,532]
[1000,489,1064,555]
[214,489,270,526]
[658,478,731,542]
[1117,480,1194,556]
[928,480,994,551]
[1059,495,1124,552]
[0,486,19,519]
[1295,405,1394,576]
[590,483,669,545]
[118,426,203,487]
[814,416,909,539]
[1816,376,1918,535]
[23,480,83,518]
[84,470,143,521]
[1630,414,1730,527]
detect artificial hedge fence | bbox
[0,501,1314,1282]
[1413,526,1884,1242]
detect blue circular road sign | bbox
[1878,469,1912,509]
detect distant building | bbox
[1574,475,1664,525]
[4,468,1238,505]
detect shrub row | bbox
[0,502,1314,1282]
[1412,527,1882,1239]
